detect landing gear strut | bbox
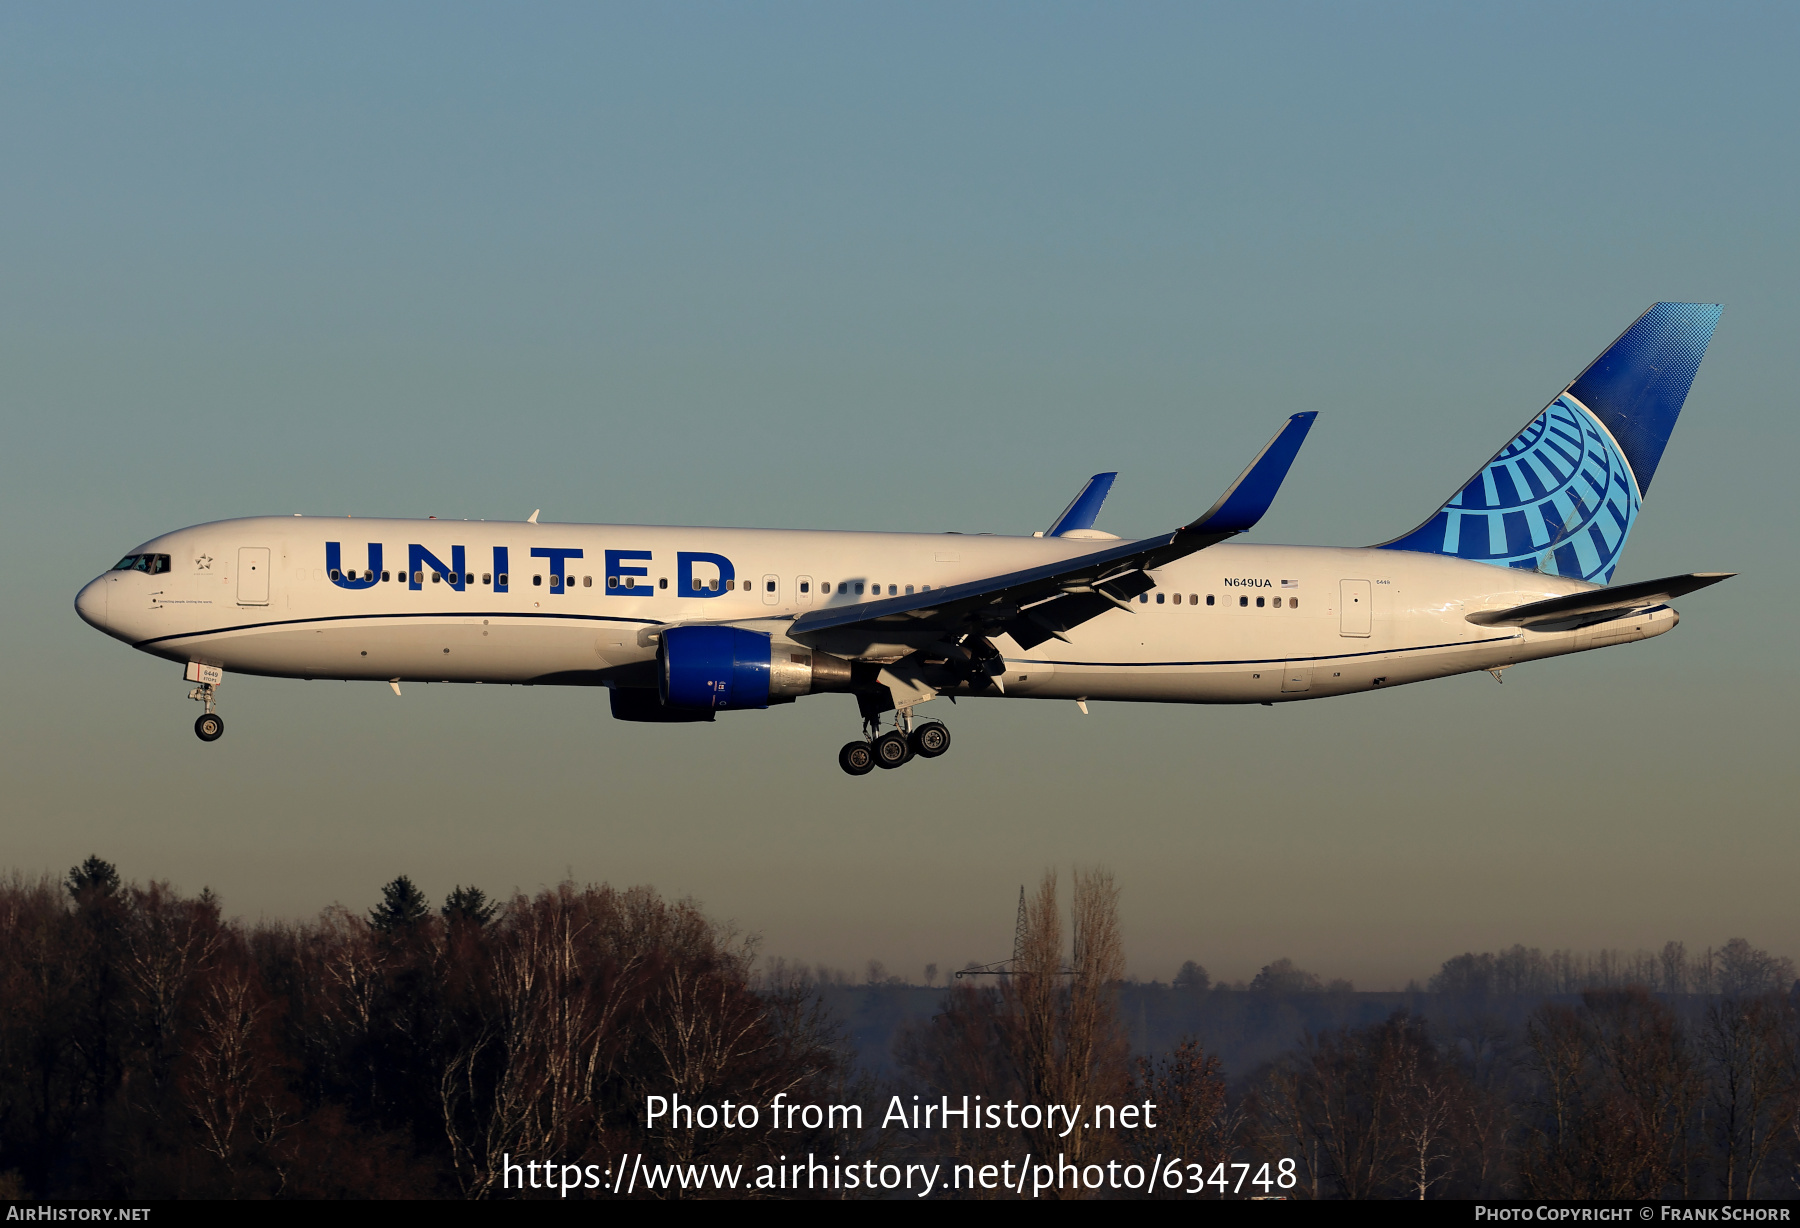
[190,681,223,742]
[837,707,951,775]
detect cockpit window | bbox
[111,554,171,575]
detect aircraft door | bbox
[1339,579,1371,637]
[762,574,780,605]
[238,547,271,605]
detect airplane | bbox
[76,303,1733,775]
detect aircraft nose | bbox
[75,576,109,631]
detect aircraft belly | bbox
[1003,598,1537,703]
[171,618,651,684]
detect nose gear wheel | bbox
[189,681,223,742]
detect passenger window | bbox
[1256,596,1264,607]
[382,571,391,582]
[1238,595,1247,607]
[888,584,897,595]
[709,579,719,591]
[1290,597,1299,608]
[534,575,543,587]
[692,578,702,591]
[481,573,490,585]
[904,585,913,595]
[855,582,865,595]
[1156,592,1165,604]
[608,576,618,588]
[584,576,592,587]
[330,569,342,581]
[624,577,635,589]
[1172,593,1181,604]
[1139,593,1149,604]
[658,577,667,589]
[821,582,831,594]
[499,573,509,586]
[922,585,930,592]
[1190,594,1198,605]
[432,572,442,584]
[413,571,423,584]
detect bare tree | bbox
[1703,993,1799,1198]
[1520,989,1699,1199]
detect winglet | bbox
[1185,412,1318,534]
[1047,473,1118,537]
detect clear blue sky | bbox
[4,2,1795,987]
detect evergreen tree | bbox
[369,875,431,933]
[441,885,498,927]
[64,855,120,900]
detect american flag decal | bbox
[1281,579,1299,589]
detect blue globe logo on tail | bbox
[1378,302,1721,583]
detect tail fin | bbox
[1377,303,1721,582]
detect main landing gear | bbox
[838,710,951,776]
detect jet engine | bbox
[659,626,854,712]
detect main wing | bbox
[789,412,1318,653]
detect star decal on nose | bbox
[195,554,213,570]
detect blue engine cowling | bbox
[660,625,773,711]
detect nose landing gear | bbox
[188,667,224,742]
[837,708,951,775]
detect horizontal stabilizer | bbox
[1465,571,1735,628]
[1047,473,1117,537]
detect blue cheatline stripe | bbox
[132,610,662,650]
[1012,633,1519,669]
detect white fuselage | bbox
[74,516,1678,707]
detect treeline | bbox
[5,859,1800,1199]
[0,859,858,1198]
[1429,941,1796,1000]
[886,889,1800,1198]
